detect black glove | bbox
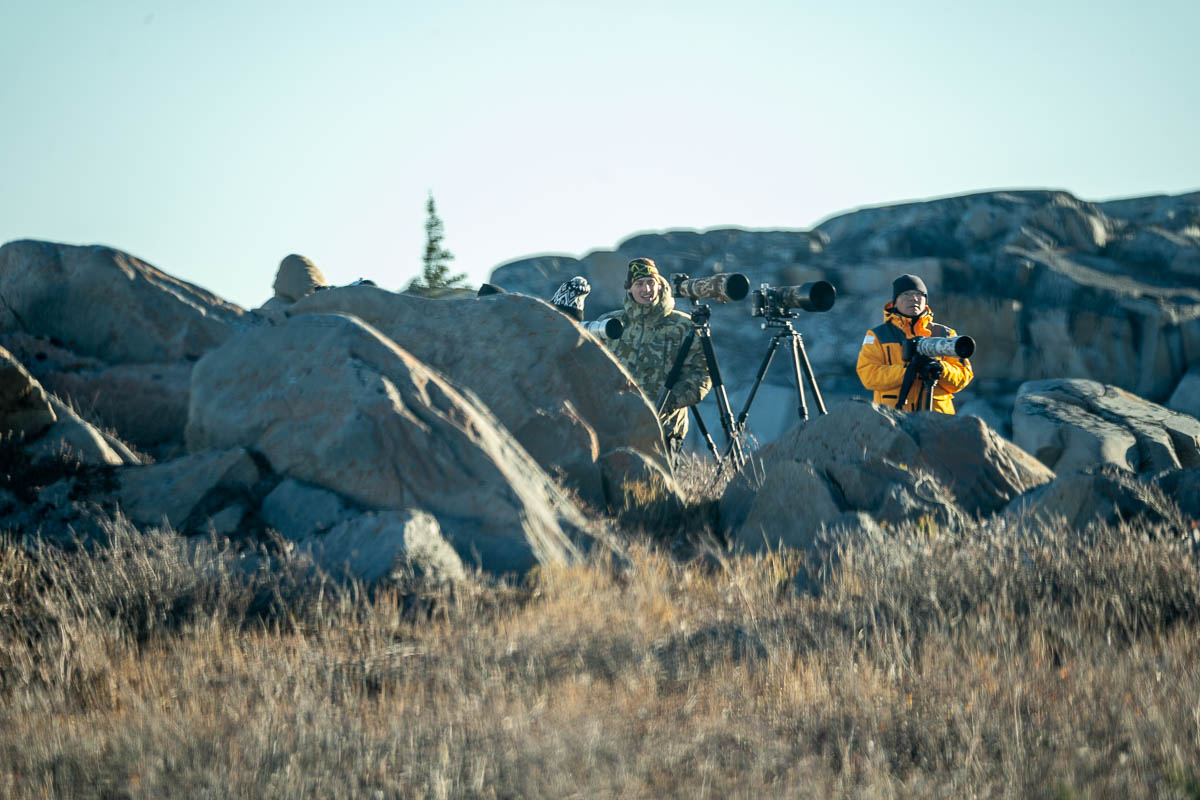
[918,358,944,381]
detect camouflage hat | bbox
[625,257,660,289]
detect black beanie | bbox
[892,274,928,303]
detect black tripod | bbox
[657,303,745,469]
[726,313,827,459]
[895,358,937,411]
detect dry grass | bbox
[2,467,1200,798]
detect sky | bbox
[2,0,1198,309]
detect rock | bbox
[901,411,1055,515]
[186,313,591,575]
[598,446,683,521]
[1013,379,1200,474]
[272,254,328,302]
[297,509,465,584]
[1168,369,1200,419]
[26,396,132,467]
[32,362,193,459]
[720,401,1053,553]
[260,478,357,541]
[288,285,671,506]
[0,240,245,364]
[1152,469,1200,520]
[1008,466,1182,530]
[116,448,263,530]
[0,346,56,440]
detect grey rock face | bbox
[116,447,262,530]
[296,509,465,585]
[27,396,132,467]
[0,240,245,364]
[186,313,592,576]
[260,478,358,541]
[288,285,672,507]
[0,346,56,440]
[1008,466,1183,530]
[1168,369,1200,419]
[720,401,1053,556]
[1013,379,1200,474]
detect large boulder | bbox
[1013,379,1200,474]
[0,240,245,364]
[186,313,593,575]
[721,401,1053,555]
[288,285,671,506]
[1007,466,1183,530]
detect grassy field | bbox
[2,456,1200,798]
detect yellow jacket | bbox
[855,304,973,413]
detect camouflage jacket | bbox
[600,279,712,440]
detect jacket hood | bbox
[882,302,934,337]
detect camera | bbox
[751,281,836,317]
[670,272,750,303]
[582,318,623,340]
[903,335,975,360]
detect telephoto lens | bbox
[752,280,837,316]
[671,272,751,303]
[911,335,975,359]
[582,318,623,340]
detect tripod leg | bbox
[735,333,782,433]
[690,405,722,465]
[789,334,810,421]
[794,334,828,415]
[697,329,744,467]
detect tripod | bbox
[725,313,827,460]
[657,303,745,469]
[895,358,937,411]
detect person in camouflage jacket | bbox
[599,258,712,447]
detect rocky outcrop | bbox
[720,401,1054,571]
[186,313,594,575]
[0,240,245,364]
[115,448,263,532]
[288,285,672,506]
[488,190,1200,449]
[1008,466,1183,530]
[1013,379,1200,474]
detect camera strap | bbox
[656,329,697,415]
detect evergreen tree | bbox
[407,192,469,297]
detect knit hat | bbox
[624,257,660,290]
[550,276,591,321]
[892,274,928,303]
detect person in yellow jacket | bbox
[856,274,973,413]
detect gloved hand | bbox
[918,358,944,381]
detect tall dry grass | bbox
[1,464,1199,798]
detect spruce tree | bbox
[407,192,469,297]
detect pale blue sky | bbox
[2,0,1197,308]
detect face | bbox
[630,276,661,305]
[895,289,927,317]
